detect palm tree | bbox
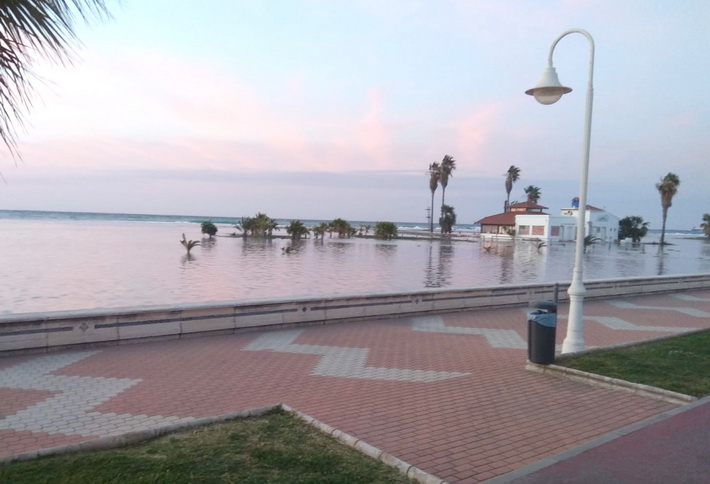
[524,185,542,204]
[439,205,457,234]
[504,165,521,210]
[618,216,649,244]
[374,221,398,240]
[656,172,681,246]
[438,155,456,218]
[583,234,601,253]
[311,222,329,240]
[701,214,710,238]
[286,220,309,241]
[0,0,112,154]
[180,234,201,255]
[427,161,440,233]
[330,218,353,238]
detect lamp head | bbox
[525,66,572,105]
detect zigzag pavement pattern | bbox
[244,329,469,382]
[0,351,195,437]
[410,315,528,348]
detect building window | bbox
[518,225,530,235]
[551,226,560,236]
[532,225,545,236]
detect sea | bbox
[1,209,708,316]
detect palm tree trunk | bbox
[430,192,435,232]
[440,188,447,233]
[660,206,668,246]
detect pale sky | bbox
[1,0,708,230]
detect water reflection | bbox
[180,254,196,264]
[423,242,454,288]
[3,216,709,314]
[656,244,667,275]
[375,243,397,255]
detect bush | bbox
[201,221,218,238]
[374,221,398,240]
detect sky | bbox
[0,0,708,230]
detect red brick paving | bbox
[1,290,710,483]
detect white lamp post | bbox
[526,29,595,354]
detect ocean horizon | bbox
[0,209,703,235]
[1,209,708,316]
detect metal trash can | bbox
[527,300,557,365]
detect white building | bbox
[517,198,619,242]
[477,198,620,243]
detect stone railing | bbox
[2,273,709,355]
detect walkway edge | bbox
[0,403,446,484]
[525,362,696,405]
[282,403,447,484]
[482,394,710,484]
[0,405,279,464]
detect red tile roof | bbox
[476,201,549,226]
[507,201,548,210]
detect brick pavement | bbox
[1,290,709,483]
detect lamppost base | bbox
[561,339,586,354]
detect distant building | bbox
[476,201,548,236]
[476,198,619,242]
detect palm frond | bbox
[0,0,112,154]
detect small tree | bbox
[201,221,218,239]
[330,218,354,238]
[701,213,710,238]
[618,216,649,244]
[180,234,201,255]
[374,221,398,240]
[584,234,601,252]
[286,220,310,241]
[312,222,329,240]
[237,213,279,237]
[439,205,456,234]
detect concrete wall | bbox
[2,273,709,355]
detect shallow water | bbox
[1,217,708,315]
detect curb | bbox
[0,403,445,484]
[525,362,696,405]
[282,404,447,484]
[0,405,279,464]
[483,394,710,484]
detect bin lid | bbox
[527,311,557,327]
[529,300,557,312]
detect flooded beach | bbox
[1,211,708,315]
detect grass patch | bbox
[0,409,414,483]
[558,331,710,397]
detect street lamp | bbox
[526,29,595,354]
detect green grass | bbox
[558,330,710,397]
[0,409,414,484]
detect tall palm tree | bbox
[427,161,440,232]
[656,172,680,246]
[524,185,542,204]
[0,0,112,154]
[504,165,521,210]
[438,155,456,217]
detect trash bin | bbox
[527,300,557,365]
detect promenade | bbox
[1,289,709,483]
